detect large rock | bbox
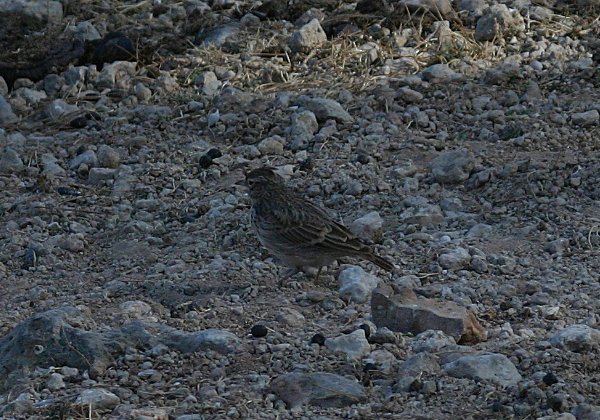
[549,325,600,352]
[443,353,522,386]
[0,307,240,392]
[270,372,366,408]
[0,307,114,392]
[371,286,487,343]
[430,148,476,184]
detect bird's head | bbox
[245,167,284,198]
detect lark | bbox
[246,167,394,280]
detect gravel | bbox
[1,0,600,418]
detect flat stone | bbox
[371,285,487,343]
[443,352,522,386]
[270,372,366,408]
[571,110,599,127]
[88,167,117,184]
[74,388,120,411]
[295,96,353,124]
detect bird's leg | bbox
[314,266,323,283]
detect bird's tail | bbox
[367,253,395,272]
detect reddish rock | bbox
[371,286,487,344]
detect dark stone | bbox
[310,333,326,346]
[251,324,268,338]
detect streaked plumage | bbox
[246,167,394,280]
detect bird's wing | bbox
[264,197,369,254]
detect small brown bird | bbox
[246,167,394,280]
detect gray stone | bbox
[371,286,487,343]
[0,0,63,26]
[69,150,97,170]
[276,307,306,327]
[59,234,85,252]
[45,99,78,120]
[14,87,47,104]
[411,330,457,353]
[270,372,366,408]
[572,403,600,420]
[289,110,318,150]
[88,167,117,184]
[443,353,522,386]
[399,204,444,225]
[0,147,24,173]
[197,23,240,48]
[467,223,493,237]
[289,19,327,53]
[63,66,88,86]
[475,4,525,42]
[350,211,383,240]
[571,110,599,127]
[96,61,137,89]
[71,20,101,41]
[0,76,8,95]
[41,153,66,177]
[438,247,471,270]
[397,86,423,103]
[0,95,18,125]
[549,325,600,352]
[421,64,462,83]
[120,300,152,318]
[74,388,120,411]
[97,145,120,168]
[398,0,453,16]
[195,71,221,96]
[165,328,240,354]
[134,82,152,101]
[46,373,65,391]
[431,148,476,184]
[257,135,285,155]
[325,329,371,360]
[295,96,353,124]
[395,352,441,391]
[0,307,114,392]
[338,265,381,304]
[363,349,397,374]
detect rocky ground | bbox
[1,0,600,418]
